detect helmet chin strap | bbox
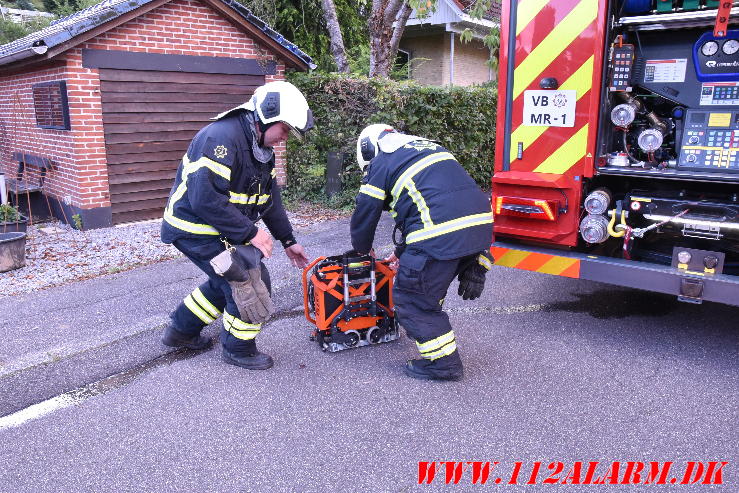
[257,119,277,147]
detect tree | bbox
[367,0,412,77]
[319,0,349,72]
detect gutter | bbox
[0,41,48,67]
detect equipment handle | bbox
[302,256,325,324]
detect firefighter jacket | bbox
[161,111,295,247]
[350,139,493,260]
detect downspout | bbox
[449,31,455,85]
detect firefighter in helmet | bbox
[160,80,313,370]
[350,124,494,381]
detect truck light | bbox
[584,188,612,215]
[495,196,558,221]
[580,214,610,244]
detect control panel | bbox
[609,42,635,92]
[694,30,739,82]
[679,109,739,171]
[700,82,739,105]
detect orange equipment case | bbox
[302,253,400,352]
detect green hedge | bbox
[284,73,497,209]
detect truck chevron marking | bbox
[509,56,595,162]
[534,124,589,174]
[492,247,581,278]
[512,0,599,100]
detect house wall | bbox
[400,35,446,86]
[0,0,288,228]
[400,32,492,87]
[448,34,493,87]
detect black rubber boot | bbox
[222,346,274,370]
[404,358,463,381]
[161,325,212,350]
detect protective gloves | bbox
[210,245,275,324]
[457,250,494,300]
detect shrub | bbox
[284,73,497,209]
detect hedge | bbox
[284,73,497,209]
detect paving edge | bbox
[0,320,178,417]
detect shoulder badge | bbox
[214,145,228,159]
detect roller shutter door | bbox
[100,69,263,224]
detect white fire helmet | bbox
[356,123,395,172]
[214,81,314,139]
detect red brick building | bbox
[0,0,313,228]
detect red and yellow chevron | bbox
[491,246,581,278]
[493,0,608,247]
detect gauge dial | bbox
[702,40,719,56]
[722,39,739,55]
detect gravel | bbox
[0,208,342,299]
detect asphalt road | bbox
[0,219,737,492]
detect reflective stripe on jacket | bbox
[161,111,294,246]
[351,140,492,260]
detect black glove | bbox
[457,251,493,300]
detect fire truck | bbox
[492,0,739,305]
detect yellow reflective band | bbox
[187,156,231,181]
[405,179,433,228]
[359,184,386,201]
[192,288,221,318]
[478,254,492,271]
[257,194,269,205]
[271,168,277,178]
[229,192,250,204]
[424,341,458,361]
[184,294,216,324]
[512,0,598,100]
[416,330,455,353]
[533,124,589,174]
[509,56,594,162]
[223,312,261,340]
[405,212,493,244]
[163,210,219,235]
[390,152,454,211]
[516,0,552,36]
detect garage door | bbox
[100,68,264,224]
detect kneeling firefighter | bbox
[160,81,313,370]
[350,124,494,381]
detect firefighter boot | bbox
[161,325,212,350]
[404,353,464,381]
[222,340,274,370]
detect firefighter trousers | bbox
[170,237,271,356]
[393,248,468,371]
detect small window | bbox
[32,81,71,130]
[395,49,411,80]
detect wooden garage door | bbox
[100,69,264,224]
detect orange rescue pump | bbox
[302,253,399,352]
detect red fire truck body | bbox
[492,0,739,305]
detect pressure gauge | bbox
[702,41,719,56]
[722,39,739,55]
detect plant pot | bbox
[0,232,26,272]
[0,216,27,233]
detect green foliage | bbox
[0,204,22,223]
[46,0,99,17]
[284,73,497,208]
[237,0,368,73]
[72,213,83,230]
[0,16,51,44]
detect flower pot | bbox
[0,216,27,233]
[0,232,26,272]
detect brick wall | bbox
[0,0,290,223]
[401,32,492,87]
[401,35,446,86]
[449,34,493,87]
